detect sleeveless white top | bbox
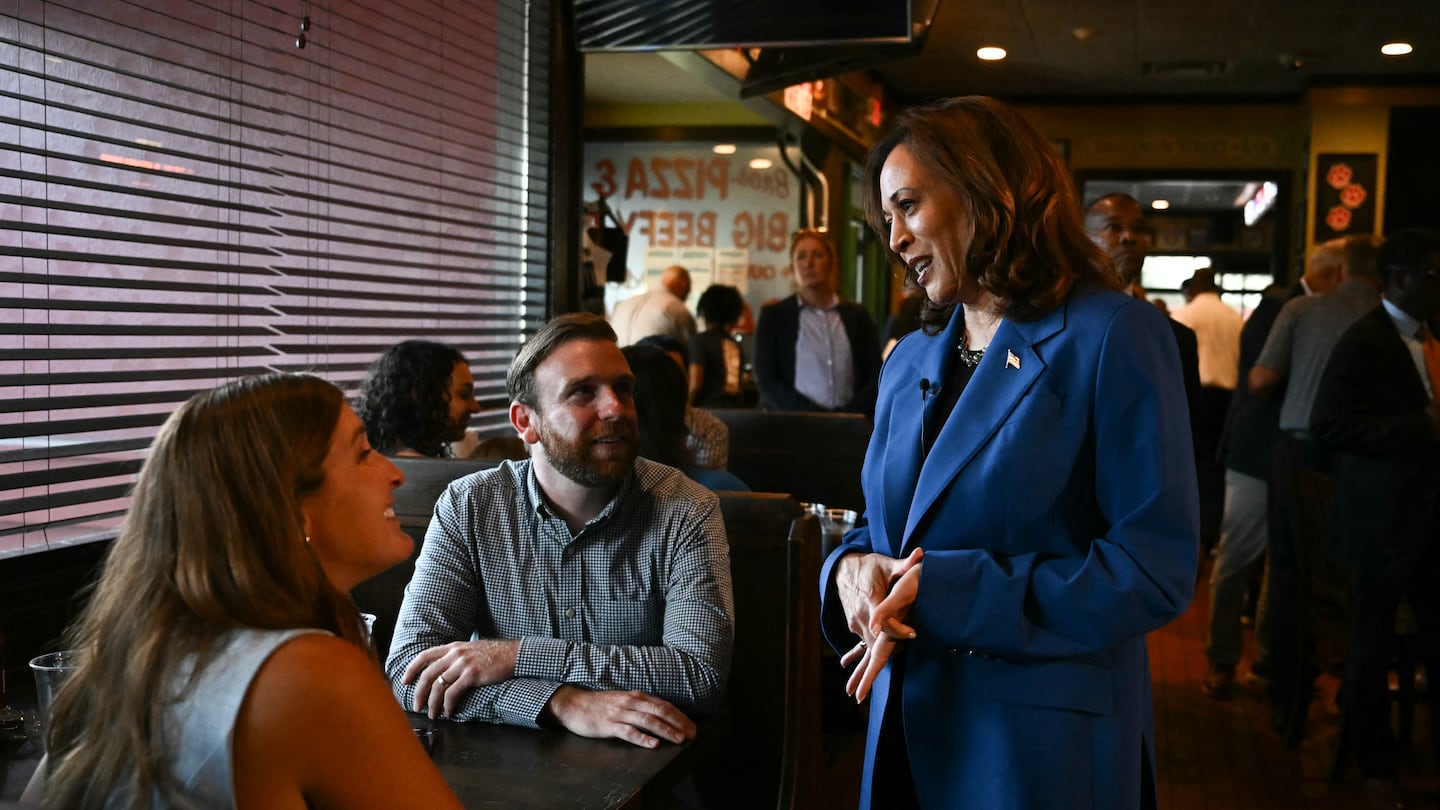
[25,627,327,808]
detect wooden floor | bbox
[1151,558,1439,810]
[819,556,1440,808]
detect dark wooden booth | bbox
[709,409,872,513]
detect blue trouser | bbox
[1206,469,1269,670]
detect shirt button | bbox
[565,607,576,618]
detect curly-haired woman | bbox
[357,340,480,457]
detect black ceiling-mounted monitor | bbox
[576,0,914,51]
[577,0,943,98]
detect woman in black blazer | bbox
[753,229,881,415]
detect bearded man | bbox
[386,313,734,748]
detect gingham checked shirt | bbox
[385,458,734,728]
[685,407,729,470]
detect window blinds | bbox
[0,0,552,554]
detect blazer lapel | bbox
[876,315,956,557]
[901,302,1067,550]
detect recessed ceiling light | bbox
[1381,42,1413,56]
[748,158,772,170]
[1151,199,1171,211]
[976,46,1007,61]
[713,144,737,155]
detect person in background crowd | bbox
[610,264,697,347]
[754,229,882,415]
[357,340,480,458]
[1172,268,1243,554]
[1248,234,1383,731]
[1083,192,1202,451]
[1200,238,1348,700]
[826,96,1197,809]
[386,314,733,749]
[1250,236,1383,409]
[1084,193,1153,296]
[732,297,761,406]
[636,333,731,471]
[690,283,749,408]
[622,344,750,492]
[25,374,461,809]
[1310,228,1440,800]
[1293,237,1346,298]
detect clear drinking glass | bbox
[821,508,858,556]
[29,650,80,752]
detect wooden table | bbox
[408,713,699,809]
[0,704,699,808]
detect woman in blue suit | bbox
[821,96,1198,809]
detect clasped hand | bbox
[402,638,520,718]
[836,547,923,703]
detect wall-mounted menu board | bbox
[583,141,802,316]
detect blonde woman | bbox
[753,229,882,415]
[26,374,462,809]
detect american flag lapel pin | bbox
[1006,349,1021,370]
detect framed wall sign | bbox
[1314,153,1377,237]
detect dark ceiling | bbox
[875,0,1440,102]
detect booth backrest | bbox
[351,456,500,660]
[712,491,822,810]
[709,409,871,512]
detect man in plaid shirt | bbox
[387,313,734,749]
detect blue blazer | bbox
[820,287,1198,809]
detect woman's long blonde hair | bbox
[42,373,369,808]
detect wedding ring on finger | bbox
[436,674,450,687]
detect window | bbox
[1,0,552,555]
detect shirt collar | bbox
[521,459,635,535]
[797,292,840,311]
[1381,297,1423,339]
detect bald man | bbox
[1084,194,1202,435]
[611,265,697,347]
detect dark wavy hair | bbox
[696,284,744,330]
[863,96,1116,332]
[356,340,467,457]
[636,333,690,367]
[620,344,693,470]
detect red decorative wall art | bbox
[1314,153,1378,237]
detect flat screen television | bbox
[576,0,915,51]
[1243,180,1279,227]
[576,0,942,98]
